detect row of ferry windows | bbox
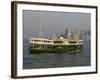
[31,39,52,43]
[31,39,63,43]
[31,39,80,44]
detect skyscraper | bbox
[64,28,68,39]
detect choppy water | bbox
[23,40,91,69]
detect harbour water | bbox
[23,39,91,69]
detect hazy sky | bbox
[23,10,90,39]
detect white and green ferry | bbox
[29,36,84,53]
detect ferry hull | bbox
[29,45,83,53]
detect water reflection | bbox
[23,41,90,69]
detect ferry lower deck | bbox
[29,44,83,53]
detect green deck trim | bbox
[29,45,83,53]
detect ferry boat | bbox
[28,37,84,53]
[28,26,84,53]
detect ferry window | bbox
[40,40,42,42]
[48,41,51,43]
[68,41,77,43]
[44,40,47,42]
[31,39,33,41]
[53,41,63,43]
[34,40,37,42]
[34,40,40,42]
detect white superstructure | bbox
[29,37,84,46]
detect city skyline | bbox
[23,10,91,39]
